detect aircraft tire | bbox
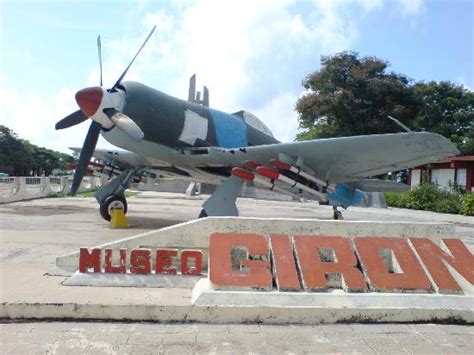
[100,195,128,221]
[198,209,208,218]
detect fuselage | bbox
[101,82,279,169]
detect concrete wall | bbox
[0,176,106,204]
[55,217,454,275]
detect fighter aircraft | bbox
[55,27,459,221]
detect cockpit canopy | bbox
[232,110,274,137]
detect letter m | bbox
[79,248,101,273]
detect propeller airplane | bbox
[56,27,459,221]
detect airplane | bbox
[55,27,459,221]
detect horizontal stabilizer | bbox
[346,179,409,192]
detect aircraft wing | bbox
[70,147,150,169]
[208,132,459,183]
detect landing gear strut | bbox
[94,168,142,221]
[332,206,344,220]
[199,175,244,218]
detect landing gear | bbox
[332,206,344,220]
[200,175,244,217]
[94,167,142,221]
[198,209,208,218]
[100,194,128,221]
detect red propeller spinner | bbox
[75,87,103,117]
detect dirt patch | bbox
[0,204,94,216]
[127,217,185,229]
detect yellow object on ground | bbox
[109,208,128,228]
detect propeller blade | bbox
[70,121,101,195]
[110,26,156,92]
[104,108,144,141]
[97,35,103,86]
[55,110,88,130]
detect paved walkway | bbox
[1,193,473,353]
[1,322,473,354]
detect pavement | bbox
[2,322,473,354]
[1,191,473,353]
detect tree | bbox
[295,52,473,156]
[0,125,74,176]
[0,125,34,175]
[296,51,419,140]
[412,81,474,155]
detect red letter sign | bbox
[410,238,474,293]
[104,249,126,273]
[181,250,203,276]
[269,234,301,291]
[156,249,177,275]
[79,248,101,273]
[130,249,151,274]
[294,236,367,292]
[354,237,431,292]
[209,233,272,290]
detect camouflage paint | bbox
[121,81,279,150]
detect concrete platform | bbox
[1,191,473,325]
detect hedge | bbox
[385,183,473,216]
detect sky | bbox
[0,0,472,154]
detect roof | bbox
[412,155,474,169]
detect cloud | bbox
[456,76,473,91]
[252,91,300,142]
[0,76,116,154]
[396,0,425,17]
[2,0,430,155]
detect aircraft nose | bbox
[75,87,103,117]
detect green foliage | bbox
[460,194,474,216]
[385,183,470,215]
[296,51,474,156]
[411,81,474,153]
[384,191,408,208]
[0,125,74,176]
[296,51,418,139]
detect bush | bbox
[460,193,474,216]
[385,191,407,208]
[385,183,466,215]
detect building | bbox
[408,156,474,192]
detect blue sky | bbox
[0,0,472,153]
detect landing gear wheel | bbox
[100,195,128,221]
[198,209,208,218]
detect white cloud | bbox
[1,0,428,155]
[455,76,473,91]
[0,77,115,154]
[252,91,300,142]
[397,0,425,17]
[144,11,174,32]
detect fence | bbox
[0,176,107,204]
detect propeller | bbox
[55,27,155,195]
[110,26,156,92]
[69,121,101,195]
[97,35,103,86]
[55,110,88,130]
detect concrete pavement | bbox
[2,322,473,354]
[1,191,473,352]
